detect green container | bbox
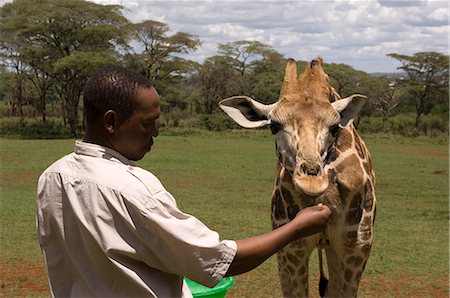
[184,277,233,298]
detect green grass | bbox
[0,132,448,297]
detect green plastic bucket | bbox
[185,277,233,298]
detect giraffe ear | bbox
[331,94,367,127]
[219,96,276,128]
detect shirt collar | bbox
[74,140,135,166]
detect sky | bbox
[2,0,449,73]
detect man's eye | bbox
[270,122,282,135]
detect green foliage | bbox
[358,113,448,137]
[0,118,79,139]
[0,1,448,139]
[199,112,239,131]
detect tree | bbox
[125,20,201,89]
[366,77,403,132]
[325,63,368,97]
[217,40,276,94]
[387,52,449,127]
[194,55,239,114]
[0,0,129,136]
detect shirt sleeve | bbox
[123,190,237,288]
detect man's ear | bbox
[104,110,118,133]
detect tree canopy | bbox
[0,0,448,138]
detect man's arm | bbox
[225,204,331,276]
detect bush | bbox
[0,118,79,139]
[199,113,239,131]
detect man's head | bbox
[83,65,160,161]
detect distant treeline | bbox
[0,0,448,138]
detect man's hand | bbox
[292,203,331,237]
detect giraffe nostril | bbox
[300,163,322,176]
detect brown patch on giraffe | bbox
[337,182,351,204]
[286,252,301,267]
[354,133,366,160]
[281,167,293,184]
[344,269,353,282]
[294,249,305,259]
[335,154,365,189]
[286,264,295,274]
[336,128,353,152]
[325,145,340,164]
[360,229,372,241]
[360,216,372,228]
[345,230,358,247]
[349,192,362,209]
[298,265,306,277]
[346,192,363,225]
[362,161,371,178]
[361,244,372,257]
[363,180,374,212]
[346,208,362,226]
[272,189,287,227]
[353,256,364,268]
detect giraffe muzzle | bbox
[293,162,329,196]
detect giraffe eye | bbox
[270,122,282,135]
[330,124,340,137]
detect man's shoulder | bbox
[39,152,167,200]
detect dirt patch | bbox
[1,259,448,297]
[402,147,448,158]
[0,171,39,186]
[0,261,49,297]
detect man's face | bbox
[111,86,161,161]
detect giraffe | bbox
[219,58,376,297]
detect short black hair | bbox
[83,65,153,125]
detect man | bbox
[36,65,331,297]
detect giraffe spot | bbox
[336,128,353,152]
[286,252,300,266]
[272,189,286,222]
[346,256,355,265]
[287,264,295,274]
[298,265,306,276]
[337,182,351,202]
[354,269,363,282]
[295,249,304,258]
[344,269,353,282]
[346,207,363,226]
[353,256,364,268]
[350,192,362,209]
[281,186,293,202]
[287,205,299,221]
[345,230,358,247]
[354,134,366,160]
[363,161,371,177]
[360,229,372,241]
[325,145,340,164]
[363,180,374,212]
[361,244,372,256]
[361,216,372,227]
[335,154,365,189]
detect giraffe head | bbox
[220,58,366,197]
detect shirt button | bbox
[128,166,133,171]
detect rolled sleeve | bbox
[125,190,237,288]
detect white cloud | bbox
[3,0,446,73]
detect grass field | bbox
[0,132,448,297]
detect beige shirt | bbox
[36,141,237,297]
